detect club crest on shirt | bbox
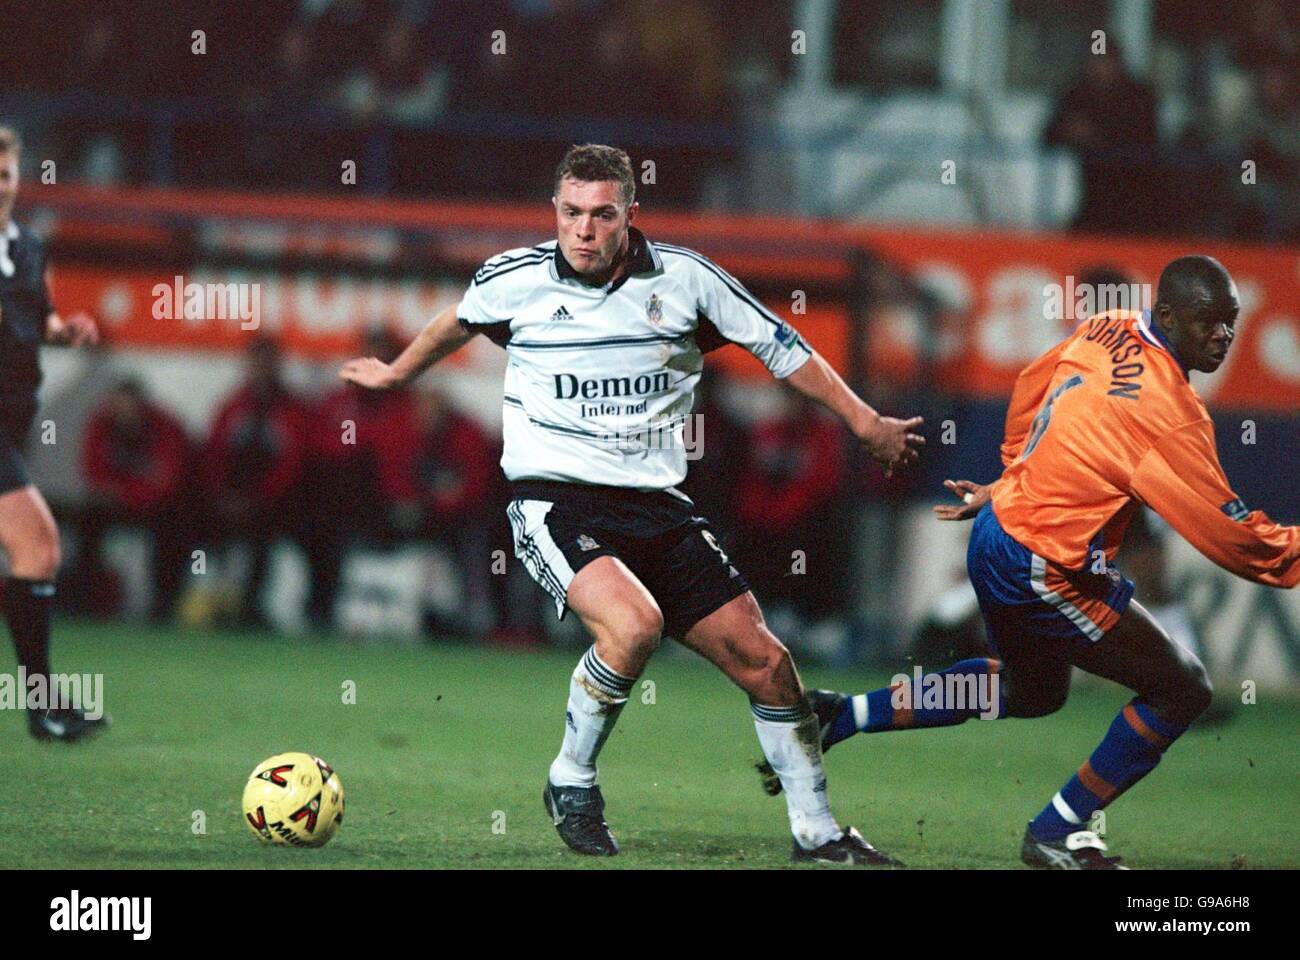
[1221,498,1249,522]
[645,293,663,326]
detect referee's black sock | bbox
[4,576,53,680]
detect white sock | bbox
[752,701,843,849]
[548,647,634,788]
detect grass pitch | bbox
[0,620,1295,869]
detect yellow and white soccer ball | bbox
[241,752,345,848]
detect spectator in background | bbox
[678,365,743,544]
[1242,63,1300,242]
[910,581,993,667]
[442,0,608,199]
[375,388,499,635]
[234,21,332,190]
[239,21,325,118]
[598,0,729,123]
[49,12,141,183]
[733,389,850,625]
[303,326,414,629]
[78,378,193,620]
[202,338,311,628]
[1231,0,1300,75]
[1076,264,1144,318]
[335,15,448,125]
[1044,44,1161,234]
[598,0,736,206]
[334,9,452,195]
[313,0,384,82]
[444,0,736,206]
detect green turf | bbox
[0,620,1295,869]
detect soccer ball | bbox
[241,752,345,848]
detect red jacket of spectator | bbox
[203,385,310,504]
[375,404,496,521]
[82,402,191,512]
[311,384,414,465]
[736,411,845,530]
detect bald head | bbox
[1157,256,1233,313]
[1153,255,1238,374]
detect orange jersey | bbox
[992,309,1300,588]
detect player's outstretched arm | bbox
[1131,421,1300,588]
[339,300,470,389]
[784,350,924,477]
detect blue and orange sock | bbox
[825,658,1005,747]
[1029,699,1187,841]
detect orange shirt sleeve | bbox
[1130,420,1300,588]
[1000,335,1074,468]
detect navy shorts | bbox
[968,502,1135,651]
[0,399,35,495]
[506,480,751,640]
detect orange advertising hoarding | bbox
[31,185,1300,411]
[858,227,1300,412]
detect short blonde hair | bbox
[554,144,635,207]
[0,126,21,155]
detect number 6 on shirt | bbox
[1020,374,1084,461]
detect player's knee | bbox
[1007,684,1067,719]
[12,534,60,580]
[746,638,799,702]
[614,603,663,656]
[761,640,794,680]
[1146,664,1212,727]
[1179,663,1213,722]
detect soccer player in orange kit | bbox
[759,255,1300,868]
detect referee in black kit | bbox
[0,126,107,740]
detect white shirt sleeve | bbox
[689,254,812,379]
[457,252,526,329]
[457,278,512,329]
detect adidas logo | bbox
[550,305,573,323]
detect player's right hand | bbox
[933,479,991,521]
[339,356,400,390]
[863,414,925,478]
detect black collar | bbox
[554,227,658,289]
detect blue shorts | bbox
[967,503,1134,649]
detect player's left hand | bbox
[46,311,100,347]
[339,356,402,390]
[862,414,925,478]
[933,479,991,521]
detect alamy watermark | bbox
[1043,276,1151,323]
[601,412,704,459]
[0,668,104,718]
[50,891,150,940]
[889,665,1000,719]
[152,275,261,329]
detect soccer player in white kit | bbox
[342,144,924,864]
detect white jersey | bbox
[457,227,812,491]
